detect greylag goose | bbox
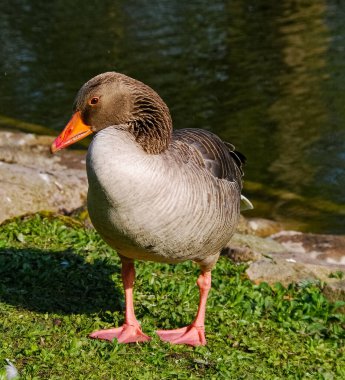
[51,72,251,346]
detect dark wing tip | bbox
[233,150,246,165]
[224,142,246,176]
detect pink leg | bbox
[156,271,211,346]
[89,260,150,343]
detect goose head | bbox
[51,72,172,154]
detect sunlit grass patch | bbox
[0,214,344,379]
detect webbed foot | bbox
[156,324,206,346]
[90,323,151,343]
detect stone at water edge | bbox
[271,230,345,266]
[246,256,345,287]
[244,230,345,304]
[235,215,285,237]
[222,233,286,262]
[0,131,88,224]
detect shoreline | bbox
[0,129,344,303]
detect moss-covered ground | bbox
[0,214,344,379]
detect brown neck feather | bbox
[125,78,173,154]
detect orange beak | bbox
[51,111,93,153]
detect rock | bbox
[224,227,345,304]
[0,130,88,223]
[271,230,345,266]
[247,217,284,237]
[222,233,286,262]
[235,215,284,237]
[246,256,345,287]
[237,230,345,304]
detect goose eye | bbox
[89,97,99,105]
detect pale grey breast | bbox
[86,127,243,266]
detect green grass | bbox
[0,214,344,379]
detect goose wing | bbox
[172,128,244,187]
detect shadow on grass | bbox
[0,247,122,314]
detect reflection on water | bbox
[269,0,329,190]
[0,0,344,233]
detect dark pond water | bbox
[0,0,344,234]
